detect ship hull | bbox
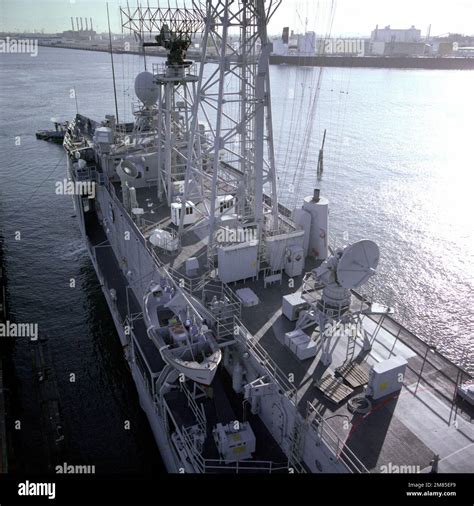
[71,187,181,473]
[66,147,473,475]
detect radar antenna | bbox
[297,240,392,366]
[120,3,204,68]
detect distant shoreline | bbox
[37,42,198,59]
[270,54,474,70]
[37,43,474,70]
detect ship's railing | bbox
[203,459,288,473]
[232,318,370,474]
[233,318,298,403]
[144,247,225,336]
[306,402,369,474]
[166,264,208,295]
[102,183,209,296]
[202,280,242,337]
[63,126,88,153]
[328,232,472,417]
[180,381,207,433]
[106,183,148,248]
[146,257,241,341]
[130,100,161,122]
[180,426,206,472]
[74,164,99,182]
[152,62,198,79]
[179,427,287,473]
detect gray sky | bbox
[0,0,473,37]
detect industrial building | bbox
[272,28,316,56]
[60,17,96,42]
[369,25,426,56]
[371,25,421,43]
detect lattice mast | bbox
[121,3,204,205]
[180,0,282,262]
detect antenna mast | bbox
[107,3,120,125]
[120,2,204,205]
[181,0,282,270]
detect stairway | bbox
[288,416,307,473]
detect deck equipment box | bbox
[282,293,308,321]
[367,356,407,400]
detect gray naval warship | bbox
[62,0,473,473]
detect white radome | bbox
[134,71,159,106]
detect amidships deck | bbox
[235,274,474,473]
[84,175,473,474]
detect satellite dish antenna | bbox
[336,240,379,289]
[134,71,158,107]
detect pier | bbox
[0,240,9,473]
[269,54,474,70]
[31,337,65,471]
[0,360,7,473]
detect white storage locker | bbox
[367,356,407,400]
[217,241,258,284]
[282,292,308,321]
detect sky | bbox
[0,0,473,37]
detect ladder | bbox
[345,332,357,364]
[288,416,307,473]
[258,227,276,278]
[207,241,217,273]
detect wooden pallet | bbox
[315,374,354,404]
[335,361,370,389]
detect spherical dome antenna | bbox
[336,240,379,289]
[134,71,158,107]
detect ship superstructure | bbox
[62,0,473,474]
